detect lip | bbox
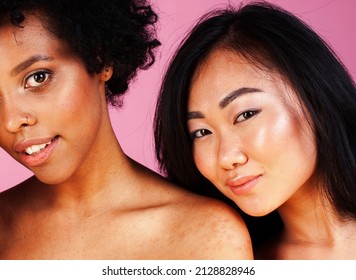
[226,174,262,195]
[15,136,59,167]
[13,136,57,153]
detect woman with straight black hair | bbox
[154,2,356,259]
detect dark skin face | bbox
[0,15,110,184]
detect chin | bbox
[237,203,276,217]
[32,169,73,186]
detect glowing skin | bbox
[187,50,317,217]
[0,18,108,185]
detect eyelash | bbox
[190,109,260,140]
[24,69,52,91]
[234,109,260,124]
[190,129,212,140]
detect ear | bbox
[99,65,113,82]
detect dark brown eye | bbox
[25,70,51,89]
[190,129,212,140]
[234,110,260,123]
[33,72,47,83]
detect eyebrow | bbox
[187,87,263,120]
[187,111,204,120]
[219,87,262,108]
[11,55,53,76]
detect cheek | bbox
[0,132,13,155]
[56,78,102,127]
[192,144,216,180]
[49,82,104,170]
[250,109,316,175]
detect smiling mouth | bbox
[226,175,262,195]
[25,141,51,155]
[24,136,58,156]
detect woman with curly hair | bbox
[0,0,252,259]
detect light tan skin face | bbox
[0,16,253,260]
[188,49,318,217]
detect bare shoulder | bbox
[0,176,38,207]
[0,177,37,251]
[0,176,41,231]
[174,192,253,259]
[144,174,253,259]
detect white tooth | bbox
[38,143,47,149]
[26,143,47,155]
[31,145,41,153]
[26,147,34,155]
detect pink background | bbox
[1,0,355,192]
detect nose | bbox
[1,99,36,133]
[218,136,248,170]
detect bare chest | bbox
[0,212,181,259]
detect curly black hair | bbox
[0,0,160,106]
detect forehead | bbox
[0,14,65,51]
[189,50,271,100]
[0,15,69,72]
[188,49,302,112]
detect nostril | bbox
[22,113,36,127]
[4,113,36,133]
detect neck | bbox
[35,109,135,210]
[278,184,355,246]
